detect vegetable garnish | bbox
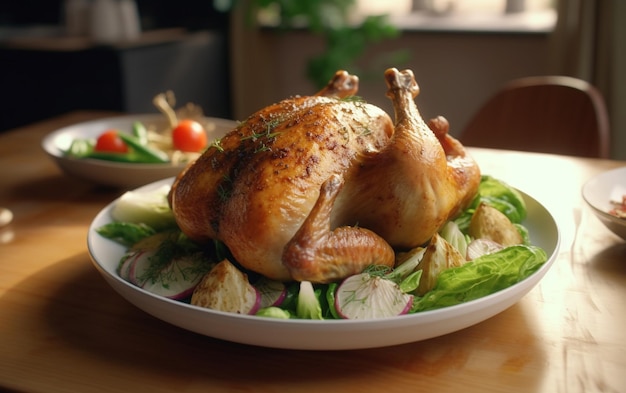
[190,259,261,314]
[609,195,626,219]
[172,119,208,152]
[63,91,215,165]
[255,278,287,309]
[117,132,169,163]
[65,124,170,164]
[335,273,413,319]
[296,281,324,319]
[94,130,128,153]
[110,184,176,230]
[97,222,156,247]
[119,231,215,300]
[97,176,549,320]
[412,245,547,312]
[454,175,527,232]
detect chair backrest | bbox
[459,76,611,158]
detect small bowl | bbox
[42,114,235,189]
[581,166,626,239]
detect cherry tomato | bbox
[172,119,207,152]
[94,130,129,153]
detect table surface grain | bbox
[1,111,624,393]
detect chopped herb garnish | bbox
[209,138,224,152]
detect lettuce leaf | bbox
[411,245,547,312]
[455,176,527,232]
[97,222,156,246]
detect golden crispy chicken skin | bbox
[169,69,481,283]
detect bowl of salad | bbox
[87,176,560,350]
[582,166,626,240]
[42,112,236,189]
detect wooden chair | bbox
[459,76,611,158]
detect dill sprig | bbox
[137,231,209,284]
[241,120,283,142]
[240,117,285,153]
[363,264,393,277]
[340,95,366,103]
[209,137,224,152]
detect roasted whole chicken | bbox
[169,68,481,283]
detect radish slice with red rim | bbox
[335,273,413,319]
[254,278,287,308]
[140,254,208,300]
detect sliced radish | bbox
[127,250,154,286]
[254,277,287,308]
[191,260,261,315]
[119,247,211,300]
[466,238,504,261]
[140,254,209,300]
[117,253,137,281]
[116,231,214,300]
[335,273,413,319]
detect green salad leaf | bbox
[455,176,527,232]
[472,175,527,222]
[411,245,547,312]
[97,222,157,246]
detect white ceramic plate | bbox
[42,114,236,189]
[582,166,626,239]
[88,180,560,350]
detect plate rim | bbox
[581,166,626,226]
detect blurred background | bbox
[0,0,623,158]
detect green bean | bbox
[132,121,148,145]
[118,132,169,163]
[84,151,147,163]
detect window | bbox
[356,0,557,33]
[358,0,554,15]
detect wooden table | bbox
[1,111,625,393]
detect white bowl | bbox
[42,114,236,189]
[88,179,560,350]
[582,166,626,239]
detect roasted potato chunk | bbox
[416,233,466,295]
[469,203,523,246]
[191,259,260,314]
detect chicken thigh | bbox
[169,68,481,283]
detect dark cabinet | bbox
[0,29,231,131]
